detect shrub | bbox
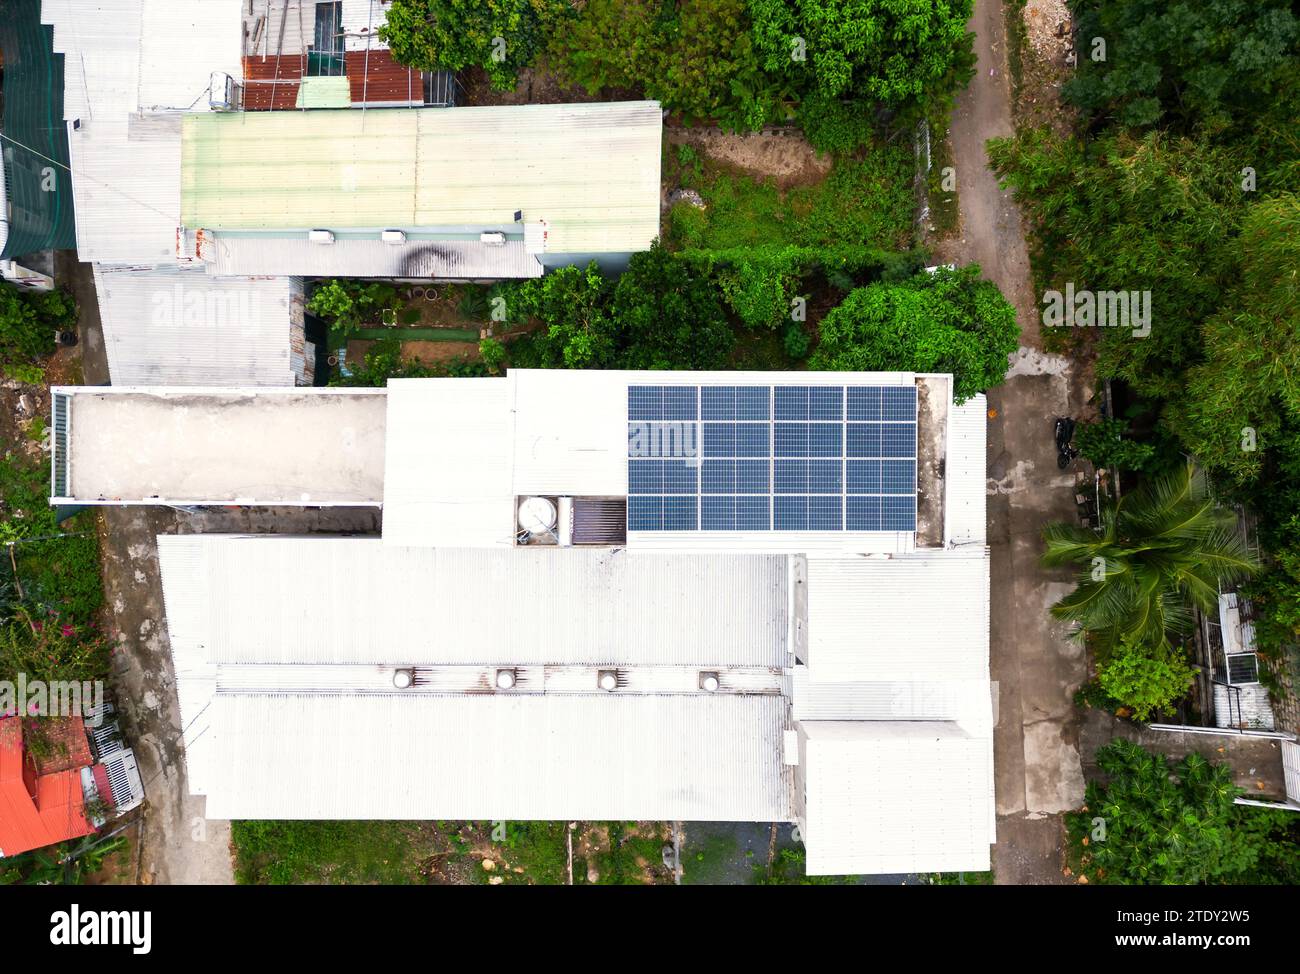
[1074,419,1157,473]
[809,265,1020,403]
[380,0,571,90]
[0,283,74,371]
[1095,639,1197,722]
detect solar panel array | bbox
[627,384,918,532]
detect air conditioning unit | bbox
[308,229,335,244]
[381,229,406,244]
[480,231,506,246]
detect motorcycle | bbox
[1055,417,1078,469]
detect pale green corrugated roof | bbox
[295,77,352,109]
[180,102,662,254]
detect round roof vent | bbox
[495,668,517,690]
[518,496,558,535]
[700,672,720,693]
[393,668,414,689]
[598,670,618,692]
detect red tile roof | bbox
[32,718,93,775]
[0,718,93,858]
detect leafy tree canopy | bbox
[1042,466,1257,656]
[1162,194,1300,485]
[381,0,571,90]
[1075,740,1300,884]
[1064,0,1300,130]
[808,265,1019,403]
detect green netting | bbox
[0,0,76,258]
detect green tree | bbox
[1064,0,1300,130]
[1042,465,1258,656]
[0,283,75,375]
[1074,418,1157,473]
[1095,638,1196,721]
[749,0,975,148]
[988,127,1248,401]
[550,0,778,130]
[1162,194,1300,484]
[808,265,1019,403]
[1075,740,1300,884]
[380,0,570,90]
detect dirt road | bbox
[936,1,1092,883]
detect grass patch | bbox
[927,870,995,885]
[1005,0,1027,98]
[665,142,914,252]
[0,447,102,625]
[231,821,445,884]
[926,122,960,238]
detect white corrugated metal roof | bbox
[158,535,790,667]
[196,233,543,279]
[66,115,182,264]
[137,0,242,111]
[44,0,243,263]
[341,0,388,51]
[202,693,790,821]
[94,264,299,386]
[155,534,219,795]
[792,668,991,723]
[798,721,993,875]
[804,549,990,683]
[946,394,987,546]
[382,379,517,547]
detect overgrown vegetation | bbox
[665,142,915,252]
[385,1,975,150]
[1071,740,1300,884]
[0,282,75,383]
[1042,467,1257,719]
[991,0,1300,666]
[809,265,1019,403]
[379,0,572,90]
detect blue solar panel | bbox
[881,423,916,457]
[847,459,881,494]
[702,495,770,530]
[702,386,770,421]
[881,386,917,421]
[627,383,918,533]
[703,459,768,494]
[628,422,701,460]
[627,385,698,421]
[846,423,883,458]
[846,386,881,422]
[881,459,914,494]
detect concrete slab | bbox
[63,388,387,504]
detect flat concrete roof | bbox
[59,388,386,505]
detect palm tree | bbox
[1042,465,1258,653]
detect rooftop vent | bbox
[699,672,720,692]
[495,668,517,690]
[517,496,558,545]
[381,229,406,244]
[480,231,507,246]
[308,229,335,244]
[393,668,414,689]
[598,670,618,692]
[572,498,627,545]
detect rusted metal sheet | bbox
[241,54,303,110]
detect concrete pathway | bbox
[935,1,1092,883]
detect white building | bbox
[90,369,997,876]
